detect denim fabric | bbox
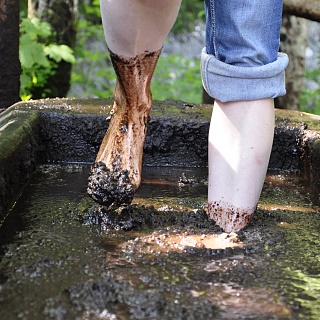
[202,0,289,102]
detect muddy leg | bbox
[88,0,181,207]
[88,49,160,207]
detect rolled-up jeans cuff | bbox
[201,47,289,102]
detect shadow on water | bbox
[1,164,320,319]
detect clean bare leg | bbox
[88,0,181,207]
[208,99,275,232]
[100,0,182,57]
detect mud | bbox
[136,231,244,251]
[1,100,320,319]
[89,49,162,208]
[2,164,320,319]
[207,201,255,233]
[87,161,135,208]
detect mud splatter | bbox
[87,161,135,208]
[208,201,256,233]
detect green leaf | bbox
[19,16,74,100]
[20,17,52,40]
[44,44,76,64]
[21,94,33,101]
[20,41,49,69]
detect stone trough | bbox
[1,98,320,319]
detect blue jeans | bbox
[201,0,289,102]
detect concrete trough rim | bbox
[1,98,320,220]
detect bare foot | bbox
[87,49,161,208]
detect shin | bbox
[88,0,181,207]
[208,99,275,232]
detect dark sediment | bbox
[1,164,319,319]
[2,100,320,319]
[87,161,135,208]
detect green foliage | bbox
[172,0,205,34]
[70,52,115,99]
[71,42,202,103]
[152,54,202,103]
[70,0,203,103]
[70,17,114,98]
[300,64,320,115]
[19,0,28,17]
[79,0,101,21]
[19,17,75,100]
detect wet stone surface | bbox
[1,164,320,319]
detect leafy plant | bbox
[70,0,203,103]
[172,0,205,34]
[19,17,76,100]
[70,45,202,103]
[79,0,101,21]
[70,18,115,98]
[152,54,202,103]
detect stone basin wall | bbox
[1,98,320,219]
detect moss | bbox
[0,109,41,219]
[10,98,213,120]
[10,99,320,130]
[0,110,40,159]
[151,100,213,120]
[276,108,320,133]
[11,98,114,115]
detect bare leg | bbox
[208,99,275,232]
[100,0,182,57]
[88,0,181,207]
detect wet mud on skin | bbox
[88,49,161,209]
[87,161,135,208]
[2,164,320,319]
[207,201,255,233]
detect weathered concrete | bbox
[0,108,41,219]
[1,98,320,220]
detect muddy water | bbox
[1,164,320,319]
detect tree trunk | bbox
[202,88,214,104]
[0,0,21,109]
[29,0,77,98]
[284,0,320,22]
[276,14,310,110]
